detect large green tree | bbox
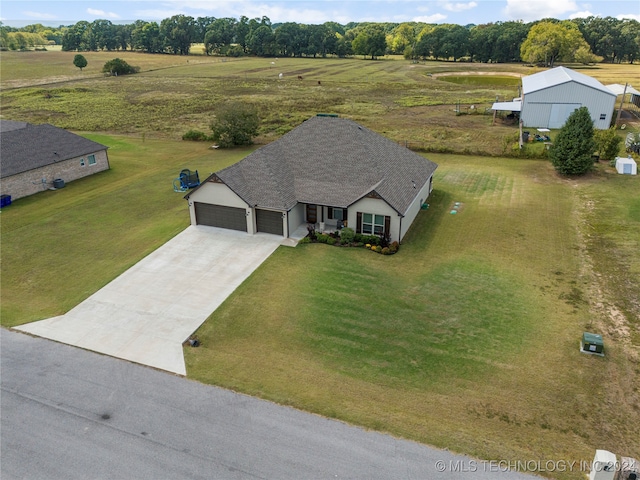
[549,107,596,175]
[204,18,237,55]
[470,21,529,63]
[210,102,259,148]
[352,24,386,59]
[160,14,196,55]
[131,21,162,53]
[520,20,585,66]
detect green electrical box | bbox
[581,332,604,354]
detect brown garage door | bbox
[194,203,247,232]
[256,209,283,235]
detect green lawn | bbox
[0,135,253,326]
[185,155,640,479]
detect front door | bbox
[306,204,317,223]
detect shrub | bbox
[340,227,355,244]
[355,242,364,248]
[594,128,623,161]
[298,237,311,244]
[375,245,383,253]
[326,236,337,245]
[317,234,329,243]
[354,233,364,243]
[362,235,379,246]
[389,241,399,253]
[182,129,209,141]
[381,247,391,255]
[210,101,259,148]
[102,58,139,76]
[379,233,391,248]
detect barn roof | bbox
[522,66,615,97]
[0,121,108,178]
[606,83,640,96]
[191,116,438,216]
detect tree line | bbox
[1,15,639,64]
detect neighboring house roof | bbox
[0,120,28,133]
[0,121,108,178]
[193,116,438,216]
[522,66,616,97]
[606,83,640,96]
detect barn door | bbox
[548,103,580,129]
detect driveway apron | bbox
[15,226,282,375]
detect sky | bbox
[1,0,639,28]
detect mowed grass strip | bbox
[186,155,639,478]
[0,135,253,326]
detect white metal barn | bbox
[521,66,616,130]
[615,156,637,175]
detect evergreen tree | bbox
[548,107,596,175]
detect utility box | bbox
[582,332,604,354]
[590,450,617,480]
[615,156,637,175]
[619,457,639,480]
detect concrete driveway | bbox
[15,226,282,375]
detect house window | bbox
[362,213,385,235]
[88,154,96,165]
[328,207,345,221]
[599,114,606,120]
[80,158,85,166]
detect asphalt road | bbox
[1,329,538,480]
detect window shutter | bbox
[328,207,333,219]
[384,215,391,234]
[356,212,362,233]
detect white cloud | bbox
[413,13,448,23]
[504,0,579,22]
[442,2,478,13]
[137,1,351,24]
[87,8,120,19]
[22,11,58,20]
[617,13,640,21]
[569,10,595,19]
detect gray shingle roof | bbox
[0,121,108,178]
[207,116,438,216]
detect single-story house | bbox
[519,66,617,129]
[0,120,110,200]
[615,156,637,175]
[185,115,438,243]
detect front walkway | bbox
[16,226,282,375]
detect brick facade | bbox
[1,149,109,200]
